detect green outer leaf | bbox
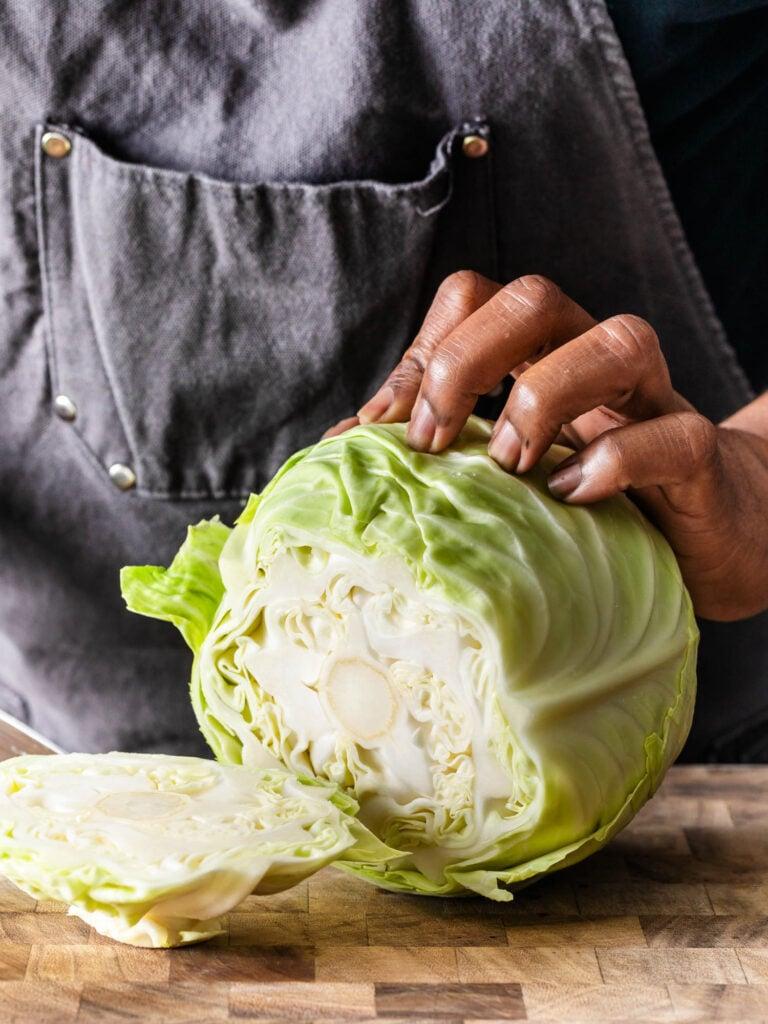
[121,518,231,652]
[121,518,233,758]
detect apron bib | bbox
[0,0,763,758]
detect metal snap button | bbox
[108,463,136,491]
[41,131,72,159]
[52,394,77,422]
[462,134,490,159]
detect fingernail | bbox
[322,416,359,439]
[357,386,394,424]
[548,457,582,498]
[408,400,437,451]
[488,420,522,471]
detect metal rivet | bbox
[53,394,77,422]
[462,134,490,159]
[41,131,72,159]
[108,463,136,491]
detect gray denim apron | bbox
[1,1,764,760]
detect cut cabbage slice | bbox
[122,417,698,901]
[0,753,394,947]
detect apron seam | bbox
[71,121,455,205]
[69,133,144,476]
[36,122,140,488]
[33,126,60,408]
[135,487,253,501]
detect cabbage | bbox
[0,753,392,946]
[122,417,697,901]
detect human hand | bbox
[330,272,768,621]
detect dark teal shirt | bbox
[608,0,768,395]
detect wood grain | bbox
[0,765,765,1022]
[668,981,768,1021]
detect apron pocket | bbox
[35,121,492,498]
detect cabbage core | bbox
[201,547,528,879]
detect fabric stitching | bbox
[135,486,253,501]
[69,137,143,474]
[68,124,452,214]
[35,124,144,491]
[36,128,138,490]
[34,126,61,402]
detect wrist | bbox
[720,391,768,438]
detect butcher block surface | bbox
[0,764,766,1023]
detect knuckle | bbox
[438,269,483,308]
[593,431,630,488]
[424,345,462,390]
[419,271,484,344]
[508,376,544,418]
[674,412,718,469]
[499,274,563,318]
[387,350,424,393]
[401,345,426,375]
[516,274,561,305]
[600,314,661,368]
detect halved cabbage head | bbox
[122,418,698,901]
[0,753,392,946]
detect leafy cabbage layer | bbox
[122,418,698,900]
[0,753,392,946]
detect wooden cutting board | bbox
[0,756,766,1023]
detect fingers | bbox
[322,416,359,439]
[357,270,501,425]
[546,411,720,504]
[406,275,595,451]
[354,270,699,512]
[489,313,689,473]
